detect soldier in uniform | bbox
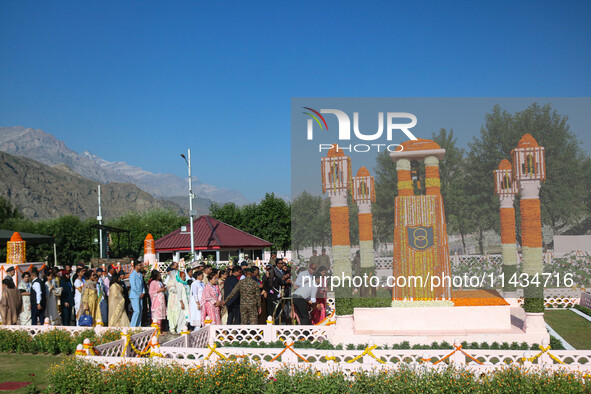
[309,250,320,267]
[318,248,331,269]
[223,268,261,325]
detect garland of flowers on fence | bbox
[346,344,385,364]
[269,341,309,363]
[432,343,483,365]
[205,343,228,361]
[521,345,564,365]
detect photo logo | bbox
[305,108,418,141]
[304,108,418,153]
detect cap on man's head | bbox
[6,266,15,273]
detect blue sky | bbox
[1,1,590,202]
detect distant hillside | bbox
[0,126,249,204]
[0,151,185,220]
[161,195,212,217]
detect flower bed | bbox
[47,357,591,393]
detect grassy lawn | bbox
[545,310,591,350]
[0,354,63,393]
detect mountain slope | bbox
[0,126,248,204]
[0,151,185,220]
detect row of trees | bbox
[0,204,187,265]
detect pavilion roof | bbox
[154,215,272,251]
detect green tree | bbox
[107,209,187,257]
[291,192,330,253]
[432,128,474,252]
[0,196,23,227]
[256,193,291,252]
[209,202,242,228]
[372,150,398,246]
[210,194,291,252]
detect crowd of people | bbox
[0,252,332,331]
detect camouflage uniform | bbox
[224,277,261,325]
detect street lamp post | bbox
[181,150,196,261]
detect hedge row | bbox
[574,304,591,317]
[0,328,124,355]
[223,339,564,351]
[46,357,590,393]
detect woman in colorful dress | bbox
[78,271,101,326]
[73,269,85,325]
[310,266,329,324]
[189,270,204,329]
[175,270,191,333]
[45,271,62,325]
[201,268,221,325]
[108,273,130,327]
[165,267,181,333]
[148,270,167,330]
[218,269,228,324]
[18,272,31,325]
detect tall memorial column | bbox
[391,139,451,301]
[352,167,375,272]
[511,133,547,334]
[494,159,519,304]
[321,145,352,276]
[143,233,157,270]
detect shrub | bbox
[574,304,591,317]
[0,328,126,355]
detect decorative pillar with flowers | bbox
[511,133,547,332]
[7,232,26,265]
[321,145,352,277]
[352,167,376,272]
[494,159,519,302]
[390,139,451,302]
[143,234,157,270]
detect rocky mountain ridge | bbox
[0,150,189,220]
[0,126,248,204]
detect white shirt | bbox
[32,279,42,304]
[293,277,318,303]
[295,270,312,288]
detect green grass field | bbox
[0,354,63,393]
[545,309,591,350]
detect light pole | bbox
[181,150,196,261]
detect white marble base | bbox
[329,306,549,346]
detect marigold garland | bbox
[358,213,373,242]
[7,232,26,265]
[393,195,451,300]
[520,199,542,248]
[424,164,441,195]
[330,206,350,246]
[500,207,516,244]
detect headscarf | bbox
[176,271,188,286]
